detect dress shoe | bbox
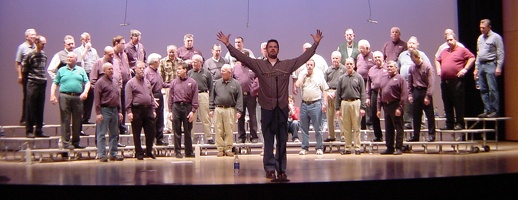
[380,149,394,155]
[404,123,412,129]
[250,138,259,143]
[487,112,498,118]
[207,139,215,144]
[238,138,246,143]
[35,132,50,138]
[442,125,454,130]
[341,150,352,155]
[99,157,108,162]
[117,143,126,147]
[73,144,86,149]
[324,138,336,142]
[26,133,35,138]
[79,131,88,136]
[428,135,436,142]
[82,121,95,124]
[175,152,183,158]
[146,153,156,159]
[109,155,124,161]
[393,149,403,155]
[478,112,488,118]
[355,150,361,155]
[367,125,373,130]
[372,137,383,142]
[265,171,276,179]
[156,140,168,146]
[272,172,290,182]
[185,153,195,158]
[407,137,419,142]
[136,155,144,160]
[20,121,27,126]
[454,124,463,130]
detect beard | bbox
[268,53,277,59]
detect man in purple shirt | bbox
[145,53,170,146]
[113,35,131,136]
[407,49,436,142]
[377,61,407,155]
[176,33,203,69]
[381,27,407,62]
[94,63,124,162]
[436,33,475,130]
[125,61,157,160]
[232,51,259,143]
[356,39,375,130]
[366,51,387,142]
[217,29,323,182]
[168,63,199,158]
[124,30,146,75]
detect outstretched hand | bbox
[311,29,323,45]
[217,31,231,46]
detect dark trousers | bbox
[153,93,164,141]
[383,101,404,151]
[82,73,94,123]
[261,107,288,173]
[238,94,258,140]
[172,103,193,154]
[59,93,83,146]
[412,88,435,138]
[20,73,28,123]
[119,82,128,134]
[130,106,156,156]
[441,79,465,128]
[25,81,46,134]
[369,90,382,139]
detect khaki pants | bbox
[192,92,212,140]
[340,99,361,150]
[214,107,235,152]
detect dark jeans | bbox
[172,103,193,154]
[288,120,299,140]
[382,101,404,151]
[131,106,156,156]
[238,94,258,140]
[261,107,288,173]
[59,93,83,146]
[25,81,46,134]
[441,79,465,128]
[412,88,435,138]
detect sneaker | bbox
[316,149,323,155]
[294,138,300,143]
[217,151,225,157]
[487,112,498,118]
[299,149,308,155]
[478,112,488,118]
[109,155,124,161]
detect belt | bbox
[132,104,152,108]
[61,92,81,96]
[480,60,495,64]
[174,101,191,106]
[342,98,359,102]
[302,99,320,105]
[153,93,162,97]
[199,90,208,93]
[216,105,234,108]
[415,86,427,90]
[383,100,399,105]
[329,87,337,90]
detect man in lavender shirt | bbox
[217,29,323,182]
[124,30,146,74]
[381,27,407,62]
[176,33,204,69]
[145,53,170,146]
[377,61,407,155]
[356,39,375,130]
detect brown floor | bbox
[1,141,518,198]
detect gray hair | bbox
[147,53,162,64]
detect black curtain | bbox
[457,0,504,140]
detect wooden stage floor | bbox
[1,141,518,198]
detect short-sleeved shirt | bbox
[299,71,329,102]
[15,42,34,63]
[437,46,475,80]
[53,65,89,93]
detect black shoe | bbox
[26,133,35,138]
[73,144,86,149]
[355,150,361,155]
[238,138,246,143]
[487,112,498,118]
[442,126,454,130]
[175,152,183,158]
[404,123,412,129]
[324,138,336,142]
[380,149,394,155]
[146,153,156,159]
[407,137,419,142]
[271,172,290,182]
[341,150,352,155]
[478,112,488,118]
[20,121,27,126]
[185,153,195,158]
[82,121,95,124]
[156,140,168,146]
[35,133,50,138]
[372,137,383,142]
[250,138,259,143]
[454,124,463,130]
[428,135,436,142]
[118,143,126,147]
[367,125,373,130]
[80,131,88,136]
[207,139,215,144]
[119,126,128,134]
[136,155,144,160]
[393,149,403,155]
[265,171,276,179]
[99,157,108,162]
[109,155,124,161]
